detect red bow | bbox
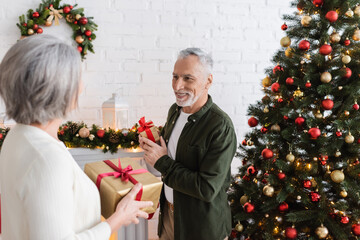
[138,117,156,142]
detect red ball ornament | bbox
[77,46,83,52]
[85,30,92,37]
[278,202,289,212]
[299,40,310,51]
[261,127,268,133]
[295,117,305,126]
[278,97,284,103]
[97,129,105,138]
[319,44,332,55]
[243,202,255,213]
[341,216,350,224]
[322,99,334,110]
[278,172,286,180]
[343,67,352,79]
[33,24,39,30]
[22,23,27,27]
[242,139,247,146]
[88,37,92,40]
[336,131,342,137]
[36,28,43,34]
[286,77,294,85]
[352,224,360,236]
[271,82,280,92]
[248,117,258,127]
[285,227,297,239]
[305,81,312,88]
[344,39,351,46]
[309,127,321,139]
[0,133,3,140]
[247,165,256,175]
[353,103,359,110]
[326,11,338,23]
[59,130,65,135]
[313,0,324,7]
[273,65,284,74]
[32,11,40,18]
[310,192,321,202]
[261,148,274,159]
[281,23,288,31]
[63,6,71,14]
[69,5,73,9]
[283,115,289,120]
[303,180,312,188]
[242,175,250,181]
[74,21,78,25]
[79,17,88,25]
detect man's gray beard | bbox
[175,88,205,107]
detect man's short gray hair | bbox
[178,48,213,74]
[0,35,81,124]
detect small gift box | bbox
[137,117,160,143]
[84,158,163,219]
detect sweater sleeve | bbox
[21,149,111,240]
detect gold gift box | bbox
[139,125,160,142]
[84,158,163,219]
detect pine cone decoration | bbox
[109,132,120,143]
[68,122,79,135]
[66,14,75,23]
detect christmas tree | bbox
[228,0,360,239]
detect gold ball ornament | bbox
[330,32,341,43]
[345,133,354,143]
[240,195,249,205]
[315,225,329,239]
[271,124,281,131]
[263,185,275,197]
[320,72,332,83]
[301,15,312,27]
[335,150,341,157]
[45,20,52,26]
[264,106,269,113]
[280,36,291,47]
[315,110,323,119]
[285,47,294,58]
[75,14,82,20]
[235,223,244,232]
[286,153,295,162]
[345,8,354,17]
[27,29,34,35]
[330,170,345,183]
[352,28,360,41]
[79,127,90,138]
[75,35,84,44]
[340,190,348,198]
[262,76,271,87]
[338,86,343,90]
[342,55,351,64]
[355,5,360,16]
[344,110,350,116]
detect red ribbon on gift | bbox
[95,158,156,219]
[138,117,156,142]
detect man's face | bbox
[172,55,209,107]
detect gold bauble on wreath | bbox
[45,20,52,26]
[75,35,84,44]
[340,190,348,198]
[286,152,295,162]
[262,76,272,87]
[27,28,34,35]
[315,225,329,239]
[240,195,249,205]
[329,32,341,43]
[280,36,291,47]
[320,72,332,83]
[301,15,312,27]
[79,127,90,138]
[352,28,360,41]
[263,185,275,197]
[355,5,360,16]
[285,47,294,58]
[235,223,244,232]
[330,170,345,183]
[345,133,354,144]
[342,55,351,64]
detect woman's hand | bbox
[106,183,153,233]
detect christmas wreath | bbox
[16,0,97,59]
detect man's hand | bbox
[139,135,167,167]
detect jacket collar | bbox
[175,95,213,123]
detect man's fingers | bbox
[136,200,153,208]
[127,183,142,198]
[141,136,157,147]
[160,136,166,147]
[137,211,149,219]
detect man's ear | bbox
[205,74,213,89]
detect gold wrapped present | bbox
[137,117,160,143]
[84,158,163,219]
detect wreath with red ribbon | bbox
[17,0,97,60]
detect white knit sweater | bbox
[0,124,111,240]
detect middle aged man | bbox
[139,48,237,240]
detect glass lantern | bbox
[102,93,129,130]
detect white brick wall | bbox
[0,0,294,172]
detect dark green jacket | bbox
[154,95,237,240]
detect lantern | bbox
[102,93,129,129]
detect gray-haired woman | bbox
[0,35,152,239]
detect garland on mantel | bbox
[0,122,162,154]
